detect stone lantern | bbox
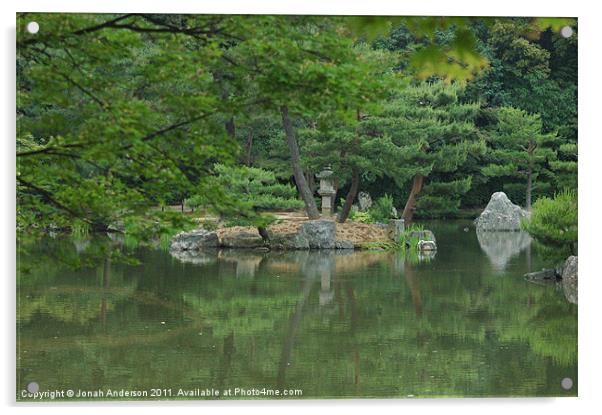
[316,166,336,216]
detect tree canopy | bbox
[17,13,577,237]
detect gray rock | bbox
[524,268,558,281]
[335,240,355,249]
[221,231,265,248]
[562,256,578,304]
[417,240,437,251]
[407,229,436,244]
[388,219,405,241]
[269,232,310,250]
[475,192,529,232]
[299,220,336,249]
[358,191,373,212]
[170,229,219,251]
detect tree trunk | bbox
[526,167,533,211]
[337,109,363,223]
[338,167,359,223]
[214,69,236,140]
[245,130,253,166]
[280,105,320,219]
[402,174,424,223]
[225,117,236,138]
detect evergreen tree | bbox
[482,107,559,210]
[366,81,485,221]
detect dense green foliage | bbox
[522,190,577,250]
[17,13,577,238]
[482,107,559,209]
[189,164,304,227]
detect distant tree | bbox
[482,107,559,210]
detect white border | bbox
[3,1,600,414]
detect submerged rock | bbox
[170,229,219,251]
[562,256,578,304]
[299,220,336,249]
[417,240,437,251]
[475,192,528,231]
[524,268,558,281]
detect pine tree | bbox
[366,81,485,221]
[482,107,559,210]
[189,164,304,231]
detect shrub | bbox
[522,190,577,248]
[349,211,374,224]
[369,194,396,223]
[399,223,425,249]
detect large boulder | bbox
[269,232,310,250]
[299,220,336,249]
[562,256,578,304]
[358,191,373,212]
[170,229,219,251]
[221,231,265,248]
[475,192,528,231]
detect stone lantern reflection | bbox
[316,166,336,216]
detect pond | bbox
[16,220,577,400]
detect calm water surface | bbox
[17,221,577,400]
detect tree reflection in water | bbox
[17,223,577,400]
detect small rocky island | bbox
[170,218,437,253]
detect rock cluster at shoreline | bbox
[170,219,358,252]
[170,218,436,252]
[523,255,578,304]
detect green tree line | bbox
[17,14,577,237]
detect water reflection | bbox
[17,227,577,400]
[476,230,532,271]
